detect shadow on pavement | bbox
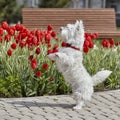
[7,101,75,109]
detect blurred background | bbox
[0,0,120,26]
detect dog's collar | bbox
[62,42,80,51]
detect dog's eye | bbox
[76,27,79,31]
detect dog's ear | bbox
[76,22,80,31]
[76,20,79,23]
[75,20,79,28]
[79,20,83,26]
[76,20,84,32]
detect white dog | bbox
[48,20,112,110]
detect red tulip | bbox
[5,34,11,42]
[109,38,114,45]
[102,39,110,48]
[11,43,17,49]
[83,46,89,53]
[19,41,26,48]
[29,55,34,61]
[7,27,15,35]
[20,32,27,39]
[47,25,53,31]
[35,47,41,54]
[0,27,3,36]
[45,34,51,43]
[53,44,58,50]
[47,43,51,48]
[51,31,56,37]
[15,24,23,31]
[1,21,9,30]
[53,49,58,53]
[93,32,98,39]
[42,63,49,70]
[0,36,2,43]
[84,40,89,47]
[31,59,37,69]
[32,37,38,45]
[7,49,12,56]
[26,37,32,44]
[116,42,120,46]
[49,77,54,82]
[31,62,37,69]
[88,41,94,48]
[47,49,53,55]
[36,70,42,77]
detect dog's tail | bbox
[92,70,112,86]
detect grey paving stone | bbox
[0,89,120,120]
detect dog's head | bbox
[60,20,84,50]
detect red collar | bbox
[62,42,80,51]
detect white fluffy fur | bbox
[48,20,112,110]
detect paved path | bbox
[0,90,120,120]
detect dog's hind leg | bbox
[73,100,85,110]
[73,92,85,110]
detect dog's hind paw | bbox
[73,105,82,110]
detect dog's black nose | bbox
[60,27,63,31]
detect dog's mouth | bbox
[64,43,71,47]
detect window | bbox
[106,0,117,11]
[32,0,39,7]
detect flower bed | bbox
[0,22,120,97]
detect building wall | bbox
[89,0,103,8]
[70,0,85,8]
[117,0,120,12]
[17,0,40,7]
[70,0,106,8]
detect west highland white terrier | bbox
[48,20,112,110]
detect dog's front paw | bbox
[47,53,60,61]
[55,53,60,58]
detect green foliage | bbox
[39,0,70,8]
[0,75,21,97]
[83,41,120,91]
[0,0,22,23]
